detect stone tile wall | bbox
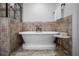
[0,18,11,56]
[56,15,72,36]
[0,18,22,56]
[56,15,72,55]
[22,22,57,31]
[10,20,22,53]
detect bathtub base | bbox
[22,44,56,50]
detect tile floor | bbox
[11,47,64,56]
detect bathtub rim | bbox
[19,31,60,35]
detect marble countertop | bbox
[54,35,70,39]
[54,32,70,39]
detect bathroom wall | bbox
[10,20,22,53]
[54,4,72,53]
[22,22,56,31]
[22,3,57,22]
[64,4,73,17]
[56,15,72,55]
[0,18,11,55]
[0,3,6,17]
[0,18,22,55]
[55,3,73,20]
[72,4,79,55]
[54,4,61,21]
[56,15,72,36]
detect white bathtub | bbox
[19,31,59,50]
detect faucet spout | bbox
[36,24,42,32]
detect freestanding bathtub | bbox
[19,31,59,50]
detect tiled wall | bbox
[0,18,10,56]
[0,18,22,56]
[10,20,22,53]
[56,16,72,36]
[56,15,72,55]
[22,22,56,31]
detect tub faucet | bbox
[36,24,42,32]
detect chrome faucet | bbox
[36,24,42,32]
